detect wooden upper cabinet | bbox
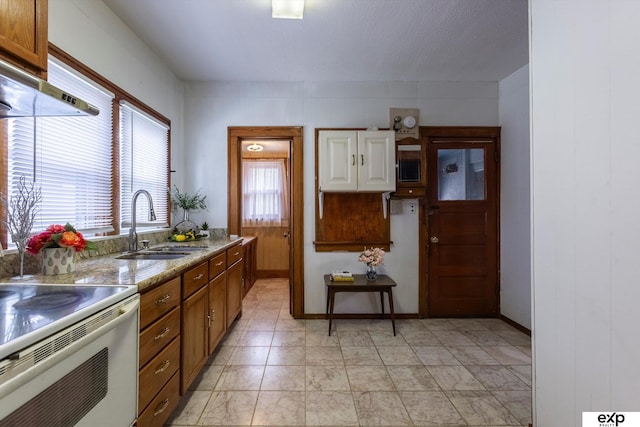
[0,0,48,77]
[393,136,427,197]
[318,130,396,192]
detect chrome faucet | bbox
[129,189,157,252]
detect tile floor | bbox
[167,278,532,426]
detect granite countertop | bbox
[6,238,244,292]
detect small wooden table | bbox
[324,274,397,336]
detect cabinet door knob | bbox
[352,154,356,166]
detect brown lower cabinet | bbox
[137,277,181,427]
[138,243,245,425]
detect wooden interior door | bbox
[228,126,304,318]
[425,127,500,317]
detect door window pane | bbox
[437,148,485,200]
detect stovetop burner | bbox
[0,283,137,360]
[0,290,16,299]
[13,291,85,312]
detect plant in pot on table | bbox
[170,185,207,235]
[27,223,97,275]
[358,247,385,280]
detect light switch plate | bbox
[390,199,403,215]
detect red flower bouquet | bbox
[26,223,97,255]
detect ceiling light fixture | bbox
[272,0,304,19]
[247,143,264,152]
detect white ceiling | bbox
[102,0,529,83]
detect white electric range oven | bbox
[0,283,139,427]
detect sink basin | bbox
[148,245,207,252]
[115,252,189,260]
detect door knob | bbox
[430,236,439,243]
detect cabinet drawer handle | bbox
[154,327,170,341]
[233,251,240,256]
[215,261,224,266]
[361,154,364,165]
[154,360,171,375]
[193,273,204,281]
[352,154,356,166]
[155,295,171,305]
[153,399,170,417]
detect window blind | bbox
[7,58,115,235]
[119,102,169,230]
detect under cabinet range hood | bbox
[0,59,99,118]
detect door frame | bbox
[227,126,304,318]
[418,126,501,317]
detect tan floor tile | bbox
[352,391,412,426]
[172,279,532,426]
[306,391,359,426]
[165,390,210,425]
[338,330,375,347]
[386,365,440,391]
[305,346,344,365]
[427,365,486,390]
[400,391,466,425]
[306,365,350,391]
[483,345,532,365]
[448,345,501,365]
[341,346,384,365]
[272,331,306,346]
[346,365,395,391]
[376,346,422,365]
[214,365,265,390]
[446,390,521,425]
[252,391,306,426]
[412,345,461,366]
[198,390,258,426]
[466,365,530,390]
[229,346,270,365]
[261,365,306,390]
[267,346,306,365]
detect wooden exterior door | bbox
[425,127,500,317]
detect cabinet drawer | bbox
[208,252,226,279]
[137,371,180,427]
[226,244,243,267]
[140,277,180,330]
[183,261,208,299]
[139,337,180,412]
[394,186,426,197]
[140,307,180,368]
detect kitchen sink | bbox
[148,245,208,252]
[115,252,189,260]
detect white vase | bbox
[42,247,76,275]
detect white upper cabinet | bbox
[318,130,396,192]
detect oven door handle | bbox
[0,296,140,400]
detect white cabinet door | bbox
[318,130,358,191]
[318,130,396,192]
[357,130,396,192]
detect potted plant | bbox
[170,185,207,233]
[200,221,210,238]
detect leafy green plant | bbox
[170,185,207,212]
[201,221,209,230]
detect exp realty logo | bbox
[583,412,640,427]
